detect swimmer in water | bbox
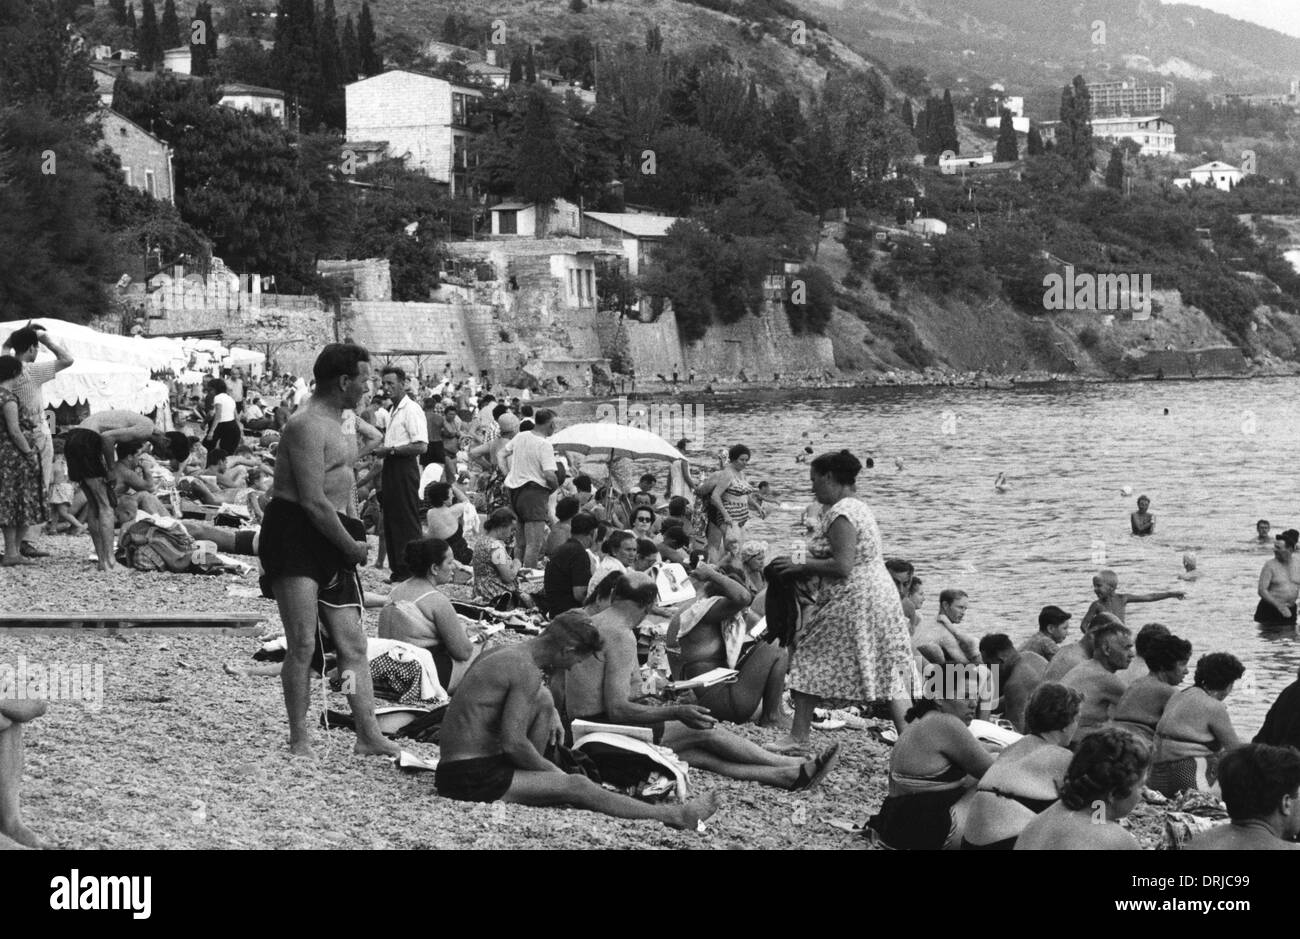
[995,473,1010,493]
[894,457,903,472]
[1130,496,1154,536]
[1178,553,1198,582]
[1258,519,1272,544]
[795,444,813,464]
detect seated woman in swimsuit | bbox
[667,562,788,727]
[1014,727,1149,850]
[1110,633,1192,744]
[378,537,478,689]
[1149,652,1245,797]
[867,668,994,850]
[962,683,1081,850]
[424,480,473,564]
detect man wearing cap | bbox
[1020,606,1072,661]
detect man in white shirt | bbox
[374,366,428,582]
[3,324,74,559]
[503,408,558,568]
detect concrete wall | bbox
[616,301,835,379]
[317,259,392,301]
[343,299,490,377]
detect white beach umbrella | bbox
[549,422,684,462]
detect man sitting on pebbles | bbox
[564,572,840,790]
[435,611,720,831]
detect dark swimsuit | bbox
[434,754,516,803]
[867,764,969,850]
[1254,598,1297,627]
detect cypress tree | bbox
[110,0,127,27]
[189,2,211,75]
[340,14,360,84]
[1105,147,1125,190]
[138,0,161,69]
[525,45,536,83]
[940,88,959,154]
[994,108,1018,162]
[317,0,344,129]
[126,2,136,35]
[1057,75,1094,184]
[900,97,914,132]
[1027,123,1043,156]
[358,1,380,76]
[509,56,523,85]
[160,0,180,50]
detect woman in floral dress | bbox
[771,449,913,750]
[0,356,48,565]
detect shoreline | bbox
[538,362,1300,402]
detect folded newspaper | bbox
[667,667,739,692]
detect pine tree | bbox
[340,14,360,84]
[160,0,180,50]
[509,56,522,85]
[357,1,380,76]
[1027,123,1043,156]
[138,0,162,69]
[317,0,344,129]
[525,45,536,83]
[995,108,1018,162]
[900,97,914,132]
[110,0,127,27]
[1105,146,1125,190]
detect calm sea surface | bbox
[567,377,1300,736]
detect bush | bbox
[872,267,901,299]
[1078,325,1101,349]
[843,271,863,289]
[786,264,835,334]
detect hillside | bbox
[800,0,1300,117]
[334,0,882,98]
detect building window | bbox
[123,167,132,186]
[144,169,156,197]
[452,92,468,126]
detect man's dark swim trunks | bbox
[258,497,366,611]
[434,754,516,803]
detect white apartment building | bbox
[345,70,482,195]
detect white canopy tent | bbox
[0,318,186,372]
[40,359,170,420]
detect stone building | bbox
[98,110,175,203]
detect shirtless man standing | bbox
[65,410,173,571]
[1059,621,1134,745]
[258,343,398,759]
[1255,529,1300,626]
[435,611,719,831]
[565,573,840,788]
